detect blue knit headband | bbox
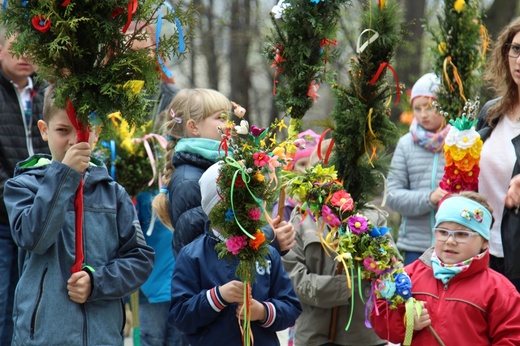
[434,196,491,240]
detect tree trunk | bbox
[229,0,252,115]
[392,0,426,121]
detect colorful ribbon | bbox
[156,1,185,79]
[122,0,138,34]
[65,98,90,274]
[368,62,401,105]
[133,133,168,188]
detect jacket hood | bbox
[13,154,110,185]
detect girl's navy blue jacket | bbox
[170,229,302,346]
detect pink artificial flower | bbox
[363,256,385,275]
[348,215,368,234]
[248,208,262,221]
[322,205,341,227]
[226,235,248,255]
[268,155,281,173]
[330,190,354,212]
[253,152,270,167]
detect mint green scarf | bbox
[175,138,230,161]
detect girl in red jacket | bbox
[371,191,520,345]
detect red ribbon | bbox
[320,38,337,73]
[122,0,138,34]
[317,128,335,165]
[218,128,231,156]
[61,0,70,6]
[368,62,401,105]
[65,98,90,273]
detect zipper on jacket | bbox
[430,152,440,246]
[30,267,48,339]
[81,303,87,346]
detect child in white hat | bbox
[386,72,450,265]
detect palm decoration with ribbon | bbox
[0,0,195,278]
[209,113,294,345]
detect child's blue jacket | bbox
[170,229,302,346]
[4,154,155,346]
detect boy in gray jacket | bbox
[4,85,154,346]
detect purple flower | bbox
[250,125,266,137]
[348,215,368,234]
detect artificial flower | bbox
[454,0,465,13]
[445,128,478,149]
[32,15,52,33]
[363,256,385,275]
[322,205,342,227]
[248,208,262,221]
[394,272,412,299]
[307,80,320,103]
[225,208,235,222]
[446,145,467,161]
[271,0,290,20]
[249,231,266,251]
[250,125,266,137]
[253,152,270,167]
[370,226,390,237]
[235,120,249,135]
[456,154,478,171]
[376,278,396,300]
[348,215,368,234]
[438,42,447,55]
[331,190,354,212]
[226,235,248,255]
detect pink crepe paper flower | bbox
[322,205,341,227]
[363,256,385,275]
[226,235,248,255]
[331,190,354,212]
[248,208,262,221]
[253,152,270,167]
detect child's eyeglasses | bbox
[432,228,480,243]
[506,43,520,59]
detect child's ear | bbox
[37,119,49,141]
[481,239,489,251]
[186,119,200,137]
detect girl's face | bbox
[508,32,520,87]
[412,96,444,132]
[38,109,99,162]
[192,111,227,141]
[433,221,488,264]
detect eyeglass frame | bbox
[506,43,520,59]
[432,227,481,243]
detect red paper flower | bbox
[32,15,52,33]
[331,190,354,212]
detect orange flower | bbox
[249,231,266,250]
[455,154,478,171]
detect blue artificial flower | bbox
[370,226,390,237]
[225,208,235,222]
[378,279,396,299]
[394,272,412,299]
[310,0,324,4]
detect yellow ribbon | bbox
[403,298,422,345]
[443,56,467,103]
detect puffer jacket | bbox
[386,132,445,253]
[0,66,49,231]
[168,150,215,255]
[282,207,388,346]
[4,155,154,346]
[476,97,520,280]
[371,248,520,345]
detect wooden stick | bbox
[428,325,445,346]
[277,186,286,219]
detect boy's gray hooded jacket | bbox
[4,154,154,346]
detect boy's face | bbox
[0,35,36,87]
[37,109,99,162]
[434,221,488,264]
